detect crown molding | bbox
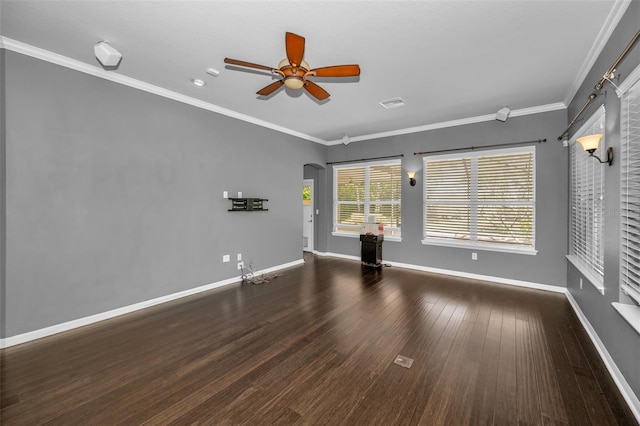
[0,37,327,145]
[0,37,571,148]
[326,102,566,145]
[562,0,632,106]
[616,62,640,97]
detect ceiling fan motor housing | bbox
[278,59,310,89]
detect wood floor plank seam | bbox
[1,255,636,425]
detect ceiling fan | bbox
[224,32,360,101]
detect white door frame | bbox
[303,179,314,252]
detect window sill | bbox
[566,255,604,295]
[612,303,640,336]
[420,238,537,255]
[331,231,402,242]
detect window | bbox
[422,146,535,254]
[620,75,640,307]
[333,160,401,239]
[569,106,606,291]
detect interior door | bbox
[303,179,314,252]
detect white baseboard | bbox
[0,259,304,349]
[318,252,566,293]
[565,292,640,422]
[320,251,639,420]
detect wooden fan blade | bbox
[257,80,284,96]
[224,58,275,72]
[304,80,330,100]
[311,65,361,77]
[285,32,305,66]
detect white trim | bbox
[616,62,640,97]
[385,259,563,293]
[303,178,315,252]
[0,259,304,349]
[622,284,640,306]
[563,0,632,106]
[321,252,564,293]
[421,238,537,255]
[566,292,640,422]
[319,251,639,420]
[325,103,566,145]
[320,252,361,262]
[612,302,640,336]
[331,231,401,242]
[0,36,570,148]
[422,145,536,253]
[333,159,402,240]
[566,255,605,295]
[571,104,606,143]
[0,37,326,145]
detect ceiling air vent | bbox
[379,97,406,110]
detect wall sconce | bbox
[407,171,416,186]
[576,134,613,166]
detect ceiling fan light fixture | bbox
[284,77,305,90]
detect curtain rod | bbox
[558,28,640,141]
[595,29,640,91]
[413,139,546,156]
[326,154,404,166]
[557,93,598,141]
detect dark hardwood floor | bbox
[1,254,637,425]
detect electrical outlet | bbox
[238,191,242,198]
[223,191,228,199]
[237,253,242,261]
[237,261,244,270]
[472,252,478,261]
[223,254,230,263]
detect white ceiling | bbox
[0,1,628,144]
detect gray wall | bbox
[3,51,325,337]
[327,110,569,288]
[1,49,6,340]
[565,2,640,400]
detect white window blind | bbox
[334,160,401,237]
[570,106,606,286]
[621,78,640,306]
[423,146,535,251]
